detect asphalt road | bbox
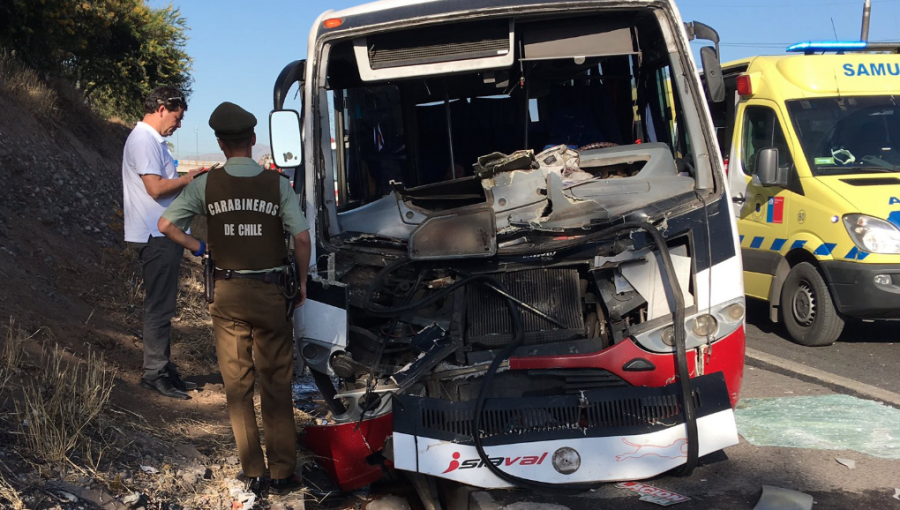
[744,298,900,395]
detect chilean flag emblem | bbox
[767,196,784,224]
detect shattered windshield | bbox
[322,12,707,247]
[787,96,900,175]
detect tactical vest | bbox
[205,168,288,270]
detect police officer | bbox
[158,102,310,495]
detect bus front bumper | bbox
[391,373,737,489]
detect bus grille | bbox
[465,268,585,348]
[392,374,735,442]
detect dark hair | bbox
[219,136,254,153]
[143,86,187,114]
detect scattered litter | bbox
[56,491,78,502]
[122,492,141,504]
[616,482,690,506]
[228,479,257,510]
[835,458,856,469]
[139,465,159,474]
[735,395,900,459]
[893,488,900,501]
[752,485,813,510]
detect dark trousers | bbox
[130,235,184,381]
[209,278,296,479]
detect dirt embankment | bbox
[0,88,308,509]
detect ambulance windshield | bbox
[788,96,900,175]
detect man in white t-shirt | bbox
[122,86,201,400]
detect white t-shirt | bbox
[122,122,178,242]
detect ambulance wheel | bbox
[780,262,844,346]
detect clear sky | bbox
[150,0,900,160]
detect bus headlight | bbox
[843,214,900,254]
[690,314,718,337]
[726,303,745,321]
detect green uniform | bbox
[162,157,308,262]
[162,156,308,480]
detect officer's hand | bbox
[294,283,307,308]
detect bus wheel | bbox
[780,262,844,346]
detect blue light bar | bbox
[786,41,869,52]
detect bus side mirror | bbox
[270,110,303,169]
[700,46,725,103]
[755,148,789,187]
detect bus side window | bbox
[741,106,793,176]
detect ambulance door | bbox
[731,102,794,300]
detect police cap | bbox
[209,101,257,141]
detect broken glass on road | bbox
[735,395,900,459]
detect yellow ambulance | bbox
[708,41,900,346]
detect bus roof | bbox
[322,0,666,32]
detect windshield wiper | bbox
[852,165,899,173]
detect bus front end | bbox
[272,0,746,492]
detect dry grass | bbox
[15,345,116,465]
[0,472,25,510]
[0,49,57,118]
[0,318,27,394]
[176,259,209,323]
[174,257,218,366]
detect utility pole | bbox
[195,126,199,158]
[861,0,872,42]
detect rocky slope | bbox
[0,89,309,509]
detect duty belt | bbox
[213,269,285,286]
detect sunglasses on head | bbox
[157,96,185,106]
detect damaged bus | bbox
[269,0,746,495]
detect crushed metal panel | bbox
[487,169,548,230]
[621,252,694,320]
[540,171,608,228]
[408,208,497,260]
[295,276,349,376]
[337,192,418,239]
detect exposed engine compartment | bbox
[299,227,695,425]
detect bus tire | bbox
[780,262,844,346]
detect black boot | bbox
[269,474,301,495]
[246,476,264,496]
[140,377,190,400]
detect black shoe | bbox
[140,377,190,400]
[269,474,301,495]
[245,476,264,496]
[169,373,198,391]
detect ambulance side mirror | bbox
[700,46,725,103]
[755,148,789,187]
